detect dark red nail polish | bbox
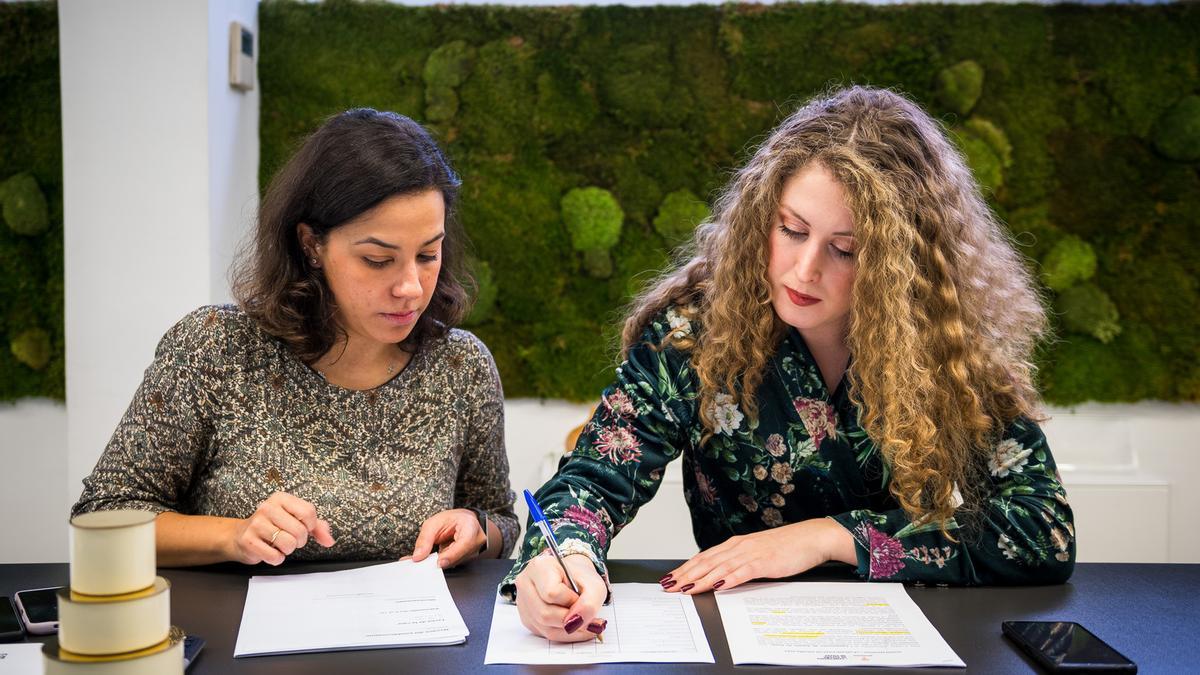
[658,574,673,584]
[586,619,608,635]
[662,580,677,589]
[564,614,583,634]
[680,583,695,593]
[713,579,725,590]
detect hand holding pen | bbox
[515,490,608,642]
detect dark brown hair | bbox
[232,108,469,361]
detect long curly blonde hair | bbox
[622,86,1048,528]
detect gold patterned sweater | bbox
[72,305,519,560]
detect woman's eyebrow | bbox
[782,205,853,237]
[354,231,445,249]
[354,236,398,249]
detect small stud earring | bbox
[310,257,319,266]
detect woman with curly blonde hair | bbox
[504,86,1075,642]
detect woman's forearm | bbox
[155,512,240,567]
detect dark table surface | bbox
[3,560,1197,673]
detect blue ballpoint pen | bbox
[523,489,581,595]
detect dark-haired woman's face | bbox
[300,190,445,348]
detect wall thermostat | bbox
[229,21,254,92]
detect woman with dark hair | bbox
[507,86,1074,642]
[73,109,519,567]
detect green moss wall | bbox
[3,2,1197,406]
[0,3,63,402]
[260,1,1199,404]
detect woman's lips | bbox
[381,310,418,326]
[786,287,820,307]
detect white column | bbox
[50,0,258,562]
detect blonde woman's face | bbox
[298,190,445,347]
[767,163,857,346]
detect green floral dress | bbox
[500,308,1074,599]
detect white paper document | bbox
[234,554,468,657]
[484,582,715,664]
[715,582,965,668]
[0,643,43,674]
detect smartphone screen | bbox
[1003,621,1136,672]
[15,588,59,625]
[0,597,24,641]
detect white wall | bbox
[0,400,68,562]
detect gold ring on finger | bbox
[270,528,281,545]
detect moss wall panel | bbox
[0,2,63,402]
[257,2,1198,404]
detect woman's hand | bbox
[515,553,608,642]
[661,518,855,594]
[228,491,335,565]
[411,509,488,568]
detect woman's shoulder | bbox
[1003,414,1048,445]
[631,302,704,352]
[157,304,274,364]
[422,327,498,375]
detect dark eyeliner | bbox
[777,222,804,239]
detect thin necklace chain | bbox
[318,355,399,381]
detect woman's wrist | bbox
[219,516,244,561]
[483,515,501,558]
[463,507,489,556]
[817,517,857,565]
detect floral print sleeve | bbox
[498,309,699,601]
[829,417,1075,585]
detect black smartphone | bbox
[13,586,61,635]
[183,635,206,670]
[1003,620,1136,673]
[0,597,24,642]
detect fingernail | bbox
[680,583,695,593]
[658,574,673,584]
[662,580,677,590]
[564,614,583,634]
[713,579,725,590]
[586,619,608,635]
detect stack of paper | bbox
[484,583,714,665]
[0,644,44,674]
[234,554,468,657]
[715,581,965,668]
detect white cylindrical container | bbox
[57,577,171,656]
[69,510,156,596]
[44,635,183,675]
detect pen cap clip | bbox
[523,489,547,524]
